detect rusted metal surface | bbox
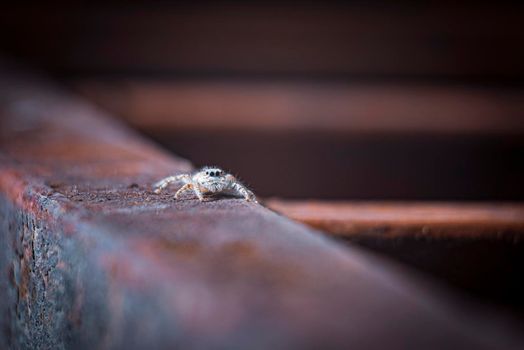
[1,68,524,349]
[266,200,524,239]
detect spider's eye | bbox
[210,171,215,176]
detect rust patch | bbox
[221,240,258,259]
[155,239,203,258]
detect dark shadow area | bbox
[145,129,524,200]
[342,235,524,318]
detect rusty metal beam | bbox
[266,200,524,239]
[1,67,524,349]
[75,80,524,135]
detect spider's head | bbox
[201,167,225,179]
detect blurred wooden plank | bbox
[1,3,523,79]
[75,80,524,135]
[4,66,524,349]
[266,200,524,239]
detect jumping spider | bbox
[153,167,257,203]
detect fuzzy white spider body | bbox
[153,167,257,203]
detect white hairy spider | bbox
[153,167,257,203]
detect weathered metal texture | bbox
[1,69,524,350]
[266,200,524,239]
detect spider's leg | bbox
[230,180,257,203]
[192,184,205,202]
[174,183,192,199]
[153,174,190,193]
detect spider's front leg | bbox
[192,185,205,202]
[174,183,193,199]
[229,177,258,203]
[153,174,190,194]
